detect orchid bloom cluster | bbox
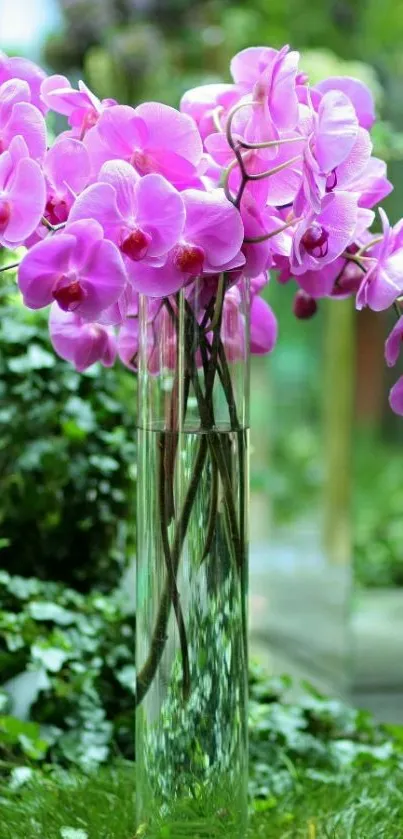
[1,47,403,411]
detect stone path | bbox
[250,535,403,723]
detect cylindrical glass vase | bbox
[136,276,250,837]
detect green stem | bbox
[201,452,219,562]
[0,261,19,274]
[136,435,208,707]
[158,433,191,701]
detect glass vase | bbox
[136,276,250,837]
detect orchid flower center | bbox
[53,275,86,312]
[325,169,338,193]
[301,223,329,258]
[81,108,99,134]
[173,244,205,276]
[131,150,158,176]
[45,196,68,226]
[253,80,267,104]
[0,199,10,232]
[121,228,152,261]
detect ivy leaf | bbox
[28,602,77,626]
[116,665,136,694]
[8,344,56,372]
[63,396,95,433]
[31,644,70,673]
[89,454,119,473]
[60,829,88,839]
[9,766,34,790]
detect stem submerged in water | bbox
[136,278,249,708]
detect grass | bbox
[1,763,403,839]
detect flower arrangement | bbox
[0,43,401,405]
[1,43,403,833]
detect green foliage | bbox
[2,762,403,839]
[0,281,136,591]
[354,436,403,587]
[1,568,401,785]
[1,663,403,837]
[249,664,402,800]
[0,570,135,772]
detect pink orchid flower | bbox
[230,45,300,133]
[69,160,186,271]
[205,125,304,207]
[385,315,403,367]
[18,219,127,320]
[0,137,46,248]
[84,102,203,189]
[348,157,393,210]
[117,315,139,372]
[296,255,363,299]
[250,295,278,354]
[294,90,359,216]
[385,316,403,416]
[49,304,117,371]
[0,79,47,160]
[389,377,403,416]
[240,197,291,278]
[128,188,245,297]
[356,209,403,311]
[315,76,376,131]
[291,191,358,275]
[41,75,116,137]
[43,137,91,227]
[219,284,247,363]
[0,51,47,114]
[180,83,239,141]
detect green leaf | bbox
[116,665,136,694]
[8,344,56,372]
[28,602,77,626]
[31,644,70,673]
[9,766,34,789]
[89,455,119,473]
[18,732,49,760]
[0,715,41,744]
[63,397,96,433]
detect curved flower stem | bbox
[341,251,369,272]
[136,435,208,707]
[245,154,301,181]
[0,261,20,273]
[222,156,249,206]
[239,135,305,151]
[212,106,224,133]
[205,274,226,336]
[357,236,383,256]
[201,453,219,562]
[225,101,259,208]
[244,216,300,244]
[158,433,191,701]
[225,100,258,149]
[41,217,67,233]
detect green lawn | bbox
[1,763,403,839]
